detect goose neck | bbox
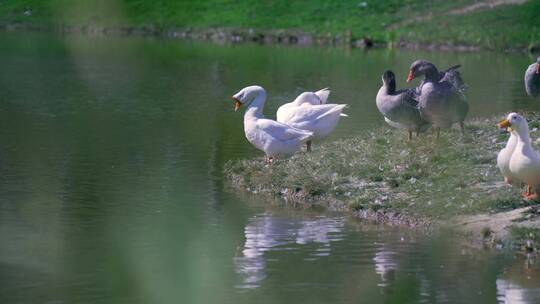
[514,128,531,146]
[425,67,440,82]
[244,90,266,120]
[384,79,396,94]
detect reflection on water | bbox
[235,213,345,289]
[232,213,540,303]
[497,279,529,304]
[497,254,540,304]
[373,245,398,286]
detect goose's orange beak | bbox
[536,64,540,74]
[406,70,414,82]
[498,119,511,129]
[231,97,242,111]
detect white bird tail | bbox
[318,104,348,120]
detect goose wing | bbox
[441,65,467,93]
[399,88,420,108]
[256,118,313,142]
[283,104,346,124]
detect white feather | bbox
[277,89,348,140]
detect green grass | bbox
[397,0,540,50]
[224,116,538,221]
[0,0,538,50]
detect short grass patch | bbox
[224,116,538,221]
[397,0,540,50]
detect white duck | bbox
[497,116,518,184]
[276,88,347,151]
[231,85,313,165]
[500,113,540,200]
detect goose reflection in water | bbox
[234,213,344,289]
[496,254,540,304]
[373,245,398,286]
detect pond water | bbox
[0,32,539,303]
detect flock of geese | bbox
[230,57,540,200]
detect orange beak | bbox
[498,119,511,129]
[231,96,242,111]
[536,64,540,74]
[406,70,414,82]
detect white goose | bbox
[497,116,518,184]
[276,88,347,151]
[500,113,540,200]
[231,85,313,165]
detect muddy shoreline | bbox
[230,178,539,252]
[0,22,532,53]
[228,180,540,253]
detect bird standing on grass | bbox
[376,70,430,140]
[231,85,313,165]
[406,60,468,138]
[499,113,540,201]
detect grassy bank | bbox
[225,115,540,247]
[224,116,540,223]
[398,0,540,51]
[0,1,539,50]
